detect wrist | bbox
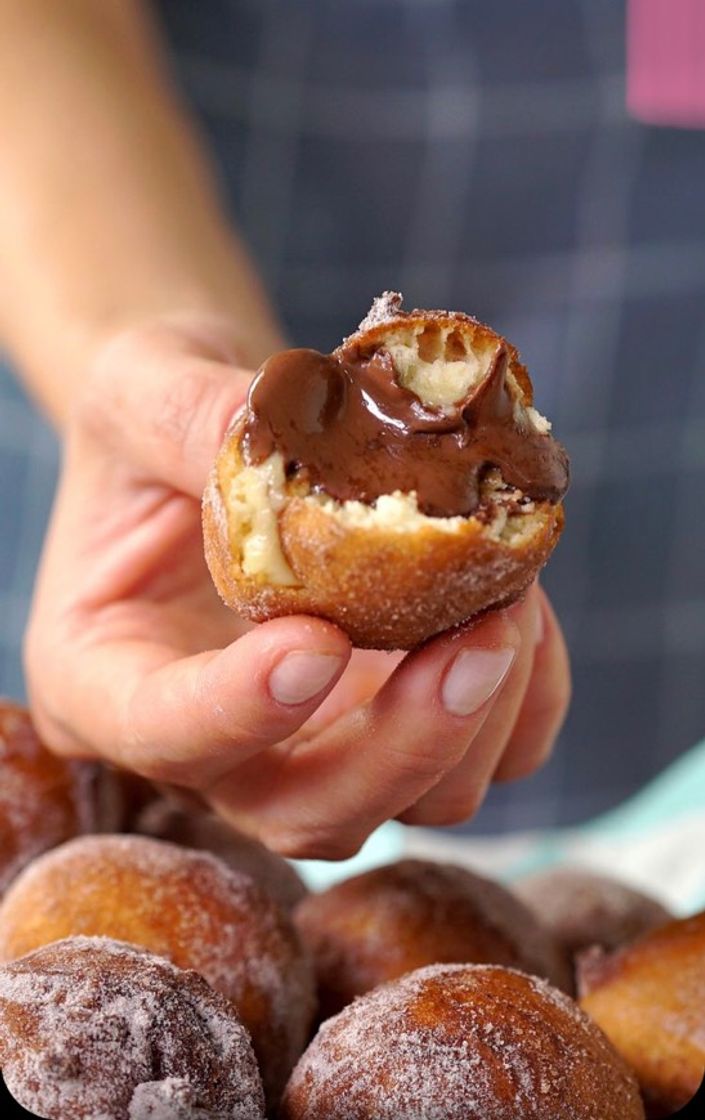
[5,217,285,428]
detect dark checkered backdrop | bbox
[1,0,703,832]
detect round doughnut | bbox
[578,909,705,1117]
[0,700,121,898]
[514,866,672,958]
[203,291,569,650]
[0,834,316,1106]
[0,936,265,1120]
[135,800,309,912]
[280,963,644,1120]
[294,859,572,1019]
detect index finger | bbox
[207,609,522,859]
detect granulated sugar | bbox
[0,835,315,1105]
[0,936,265,1120]
[515,867,672,955]
[281,964,644,1120]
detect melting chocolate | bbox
[242,342,569,518]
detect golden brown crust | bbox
[135,800,309,912]
[203,416,564,650]
[0,834,316,1108]
[515,867,672,959]
[294,859,573,1022]
[0,701,122,898]
[578,911,705,1117]
[340,295,535,405]
[280,964,645,1120]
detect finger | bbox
[206,611,521,859]
[397,585,541,826]
[75,318,253,497]
[298,649,405,736]
[491,588,571,782]
[29,615,352,784]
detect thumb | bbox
[74,315,260,498]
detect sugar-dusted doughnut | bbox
[0,834,315,1106]
[515,866,671,957]
[0,700,119,897]
[0,936,265,1120]
[280,963,644,1119]
[578,910,705,1117]
[294,859,572,1019]
[203,292,569,649]
[135,800,308,912]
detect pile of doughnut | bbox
[0,700,703,1118]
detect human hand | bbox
[25,315,570,858]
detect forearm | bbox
[0,0,281,425]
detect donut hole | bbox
[515,867,672,959]
[281,965,645,1120]
[0,834,316,1108]
[294,859,573,1021]
[579,911,705,1117]
[0,937,266,1120]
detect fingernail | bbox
[534,600,545,645]
[269,652,342,705]
[442,647,516,716]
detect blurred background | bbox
[1,0,703,834]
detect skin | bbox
[0,0,570,859]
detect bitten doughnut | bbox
[514,866,672,957]
[578,910,705,1117]
[136,800,309,912]
[294,859,572,1019]
[203,292,569,649]
[0,834,316,1107]
[0,700,120,897]
[0,936,265,1120]
[280,963,644,1120]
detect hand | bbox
[25,314,571,859]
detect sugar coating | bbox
[135,802,308,913]
[578,911,705,1115]
[355,290,405,331]
[0,936,265,1120]
[515,867,672,956]
[281,964,644,1120]
[0,834,316,1105]
[129,1079,238,1119]
[296,859,573,1020]
[222,293,550,589]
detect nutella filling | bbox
[242,342,569,519]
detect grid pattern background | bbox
[1,0,704,831]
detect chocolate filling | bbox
[242,341,569,518]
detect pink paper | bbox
[628,0,705,127]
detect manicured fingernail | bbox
[269,652,342,705]
[442,647,516,716]
[532,596,545,645]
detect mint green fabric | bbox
[296,740,705,911]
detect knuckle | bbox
[152,368,212,455]
[494,751,544,784]
[260,824,365,862]
[382,738,462,788]
[70,330,144,443]
[405,790,485,828]
[494,729,559,784]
